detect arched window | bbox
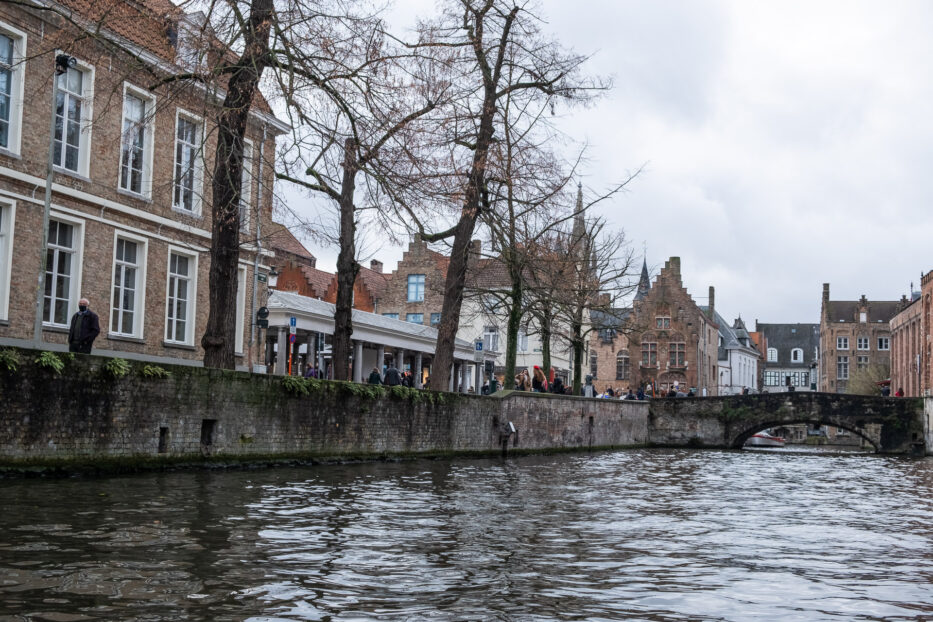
[791,348,803,363]
[616,350,630,380]
[589,351,598,378]
[767,347,778,362]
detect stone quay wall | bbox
[0,353,649,469]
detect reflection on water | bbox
[2,449,933,621]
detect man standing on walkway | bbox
[384,363,402,386]
[68,298,100,354]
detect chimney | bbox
[469,239,481,261]
[822,283,830,305]
[708,286,715,320]
[370,259,383,273]
[669,256,681,276]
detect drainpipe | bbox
[249,124,268,364]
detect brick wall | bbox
[0,351,649,465]
[374,237,449,324]
[0,2,278,366]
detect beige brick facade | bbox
[890,295,921,396]
[0,2,284,368]
[818,284,897,393]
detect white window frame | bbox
[235,265,246,355]
[118,83,156,198]
[518,327,528,353]
[857,336,869,351]
[52,55,94,178]
[767,347,777,363]
[0,199,15,320]
[172,109,204,216]
[791,348,803,363]
[239,138,253,234]
[407,274,425,302]
[836,336,849,351]
[43,213,84,328]
[164,246,198,345]
[837,355,849,380]
[0,20,26,156]
[859,312,867,323]
[483,325,499,352]
[108,231,147,338]
[878,337,890,351]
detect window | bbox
[857,355,869,370]
[407,274,425,302]
[165,249,197,344]
[110,236,147,337]
[483,325,498,352]
[43,219,84,326]
[235,267,246,354]
[430,312,441,327]
[857,336,869,350]
[173,111,203,213]
[764,370,781,386]
[767,347,777,362]
[616,350,630,380]
[836,337,849,350]
[382,312,398,320]
[641,342,657,367]
[518,328,528,353]
[53,62,93,175]
[406,313,423,324]
[859,312,867,323]
[669,342,685,367]
[590,351,598,377]
[0,201,13,320]
[837,356,849,380]
[239,139,253,233]
[0,23,26,154]
[878,337,890,351]
[119,87,155,196]
[656,316,671,329]
[791,348,803,363]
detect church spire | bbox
[634,256,651,301]
[571,182,585,244]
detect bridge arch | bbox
[731,418,880,452]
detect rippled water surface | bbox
[2,448,933,621]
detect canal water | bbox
[2,448,933,621]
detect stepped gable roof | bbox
[755,323,819,366]
[357,265,388,300]
[299,265,334,298]
[825,300,900,323]
[266,222,315,262]
[57,0,275,115]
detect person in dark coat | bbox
[68,298,100,354]
[384,365,402,386]
[367,367,382,384]
[550,377,565,394]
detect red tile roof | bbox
[300,266,335,299]
[357,266,389,300]
[266,222,316,262]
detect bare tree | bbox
[409,0,606,392]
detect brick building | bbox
[890,290,922,396]
[589,257,719,395]
[0,0,288,368]
[818,284,898,393]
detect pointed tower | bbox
[634,257,651,301]
[571,182,585,246]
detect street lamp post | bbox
[33,54,76,347]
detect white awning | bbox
[267,290,482,361]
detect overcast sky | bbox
[290,0,933,325]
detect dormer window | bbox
[859,311,867,323]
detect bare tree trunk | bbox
[202,0,273,369]
[503,279,522,384]
[430,94,496,391]
[332,138,359,381]
[571,311,584,394]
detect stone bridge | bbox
[647,392,927,454]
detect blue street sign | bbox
[289,334,297,344]
[289,316,297,327]
[475,341,483,352]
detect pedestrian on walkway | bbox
[367,367,382,384]
[68,298,100,354]
[384,364,402,386]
